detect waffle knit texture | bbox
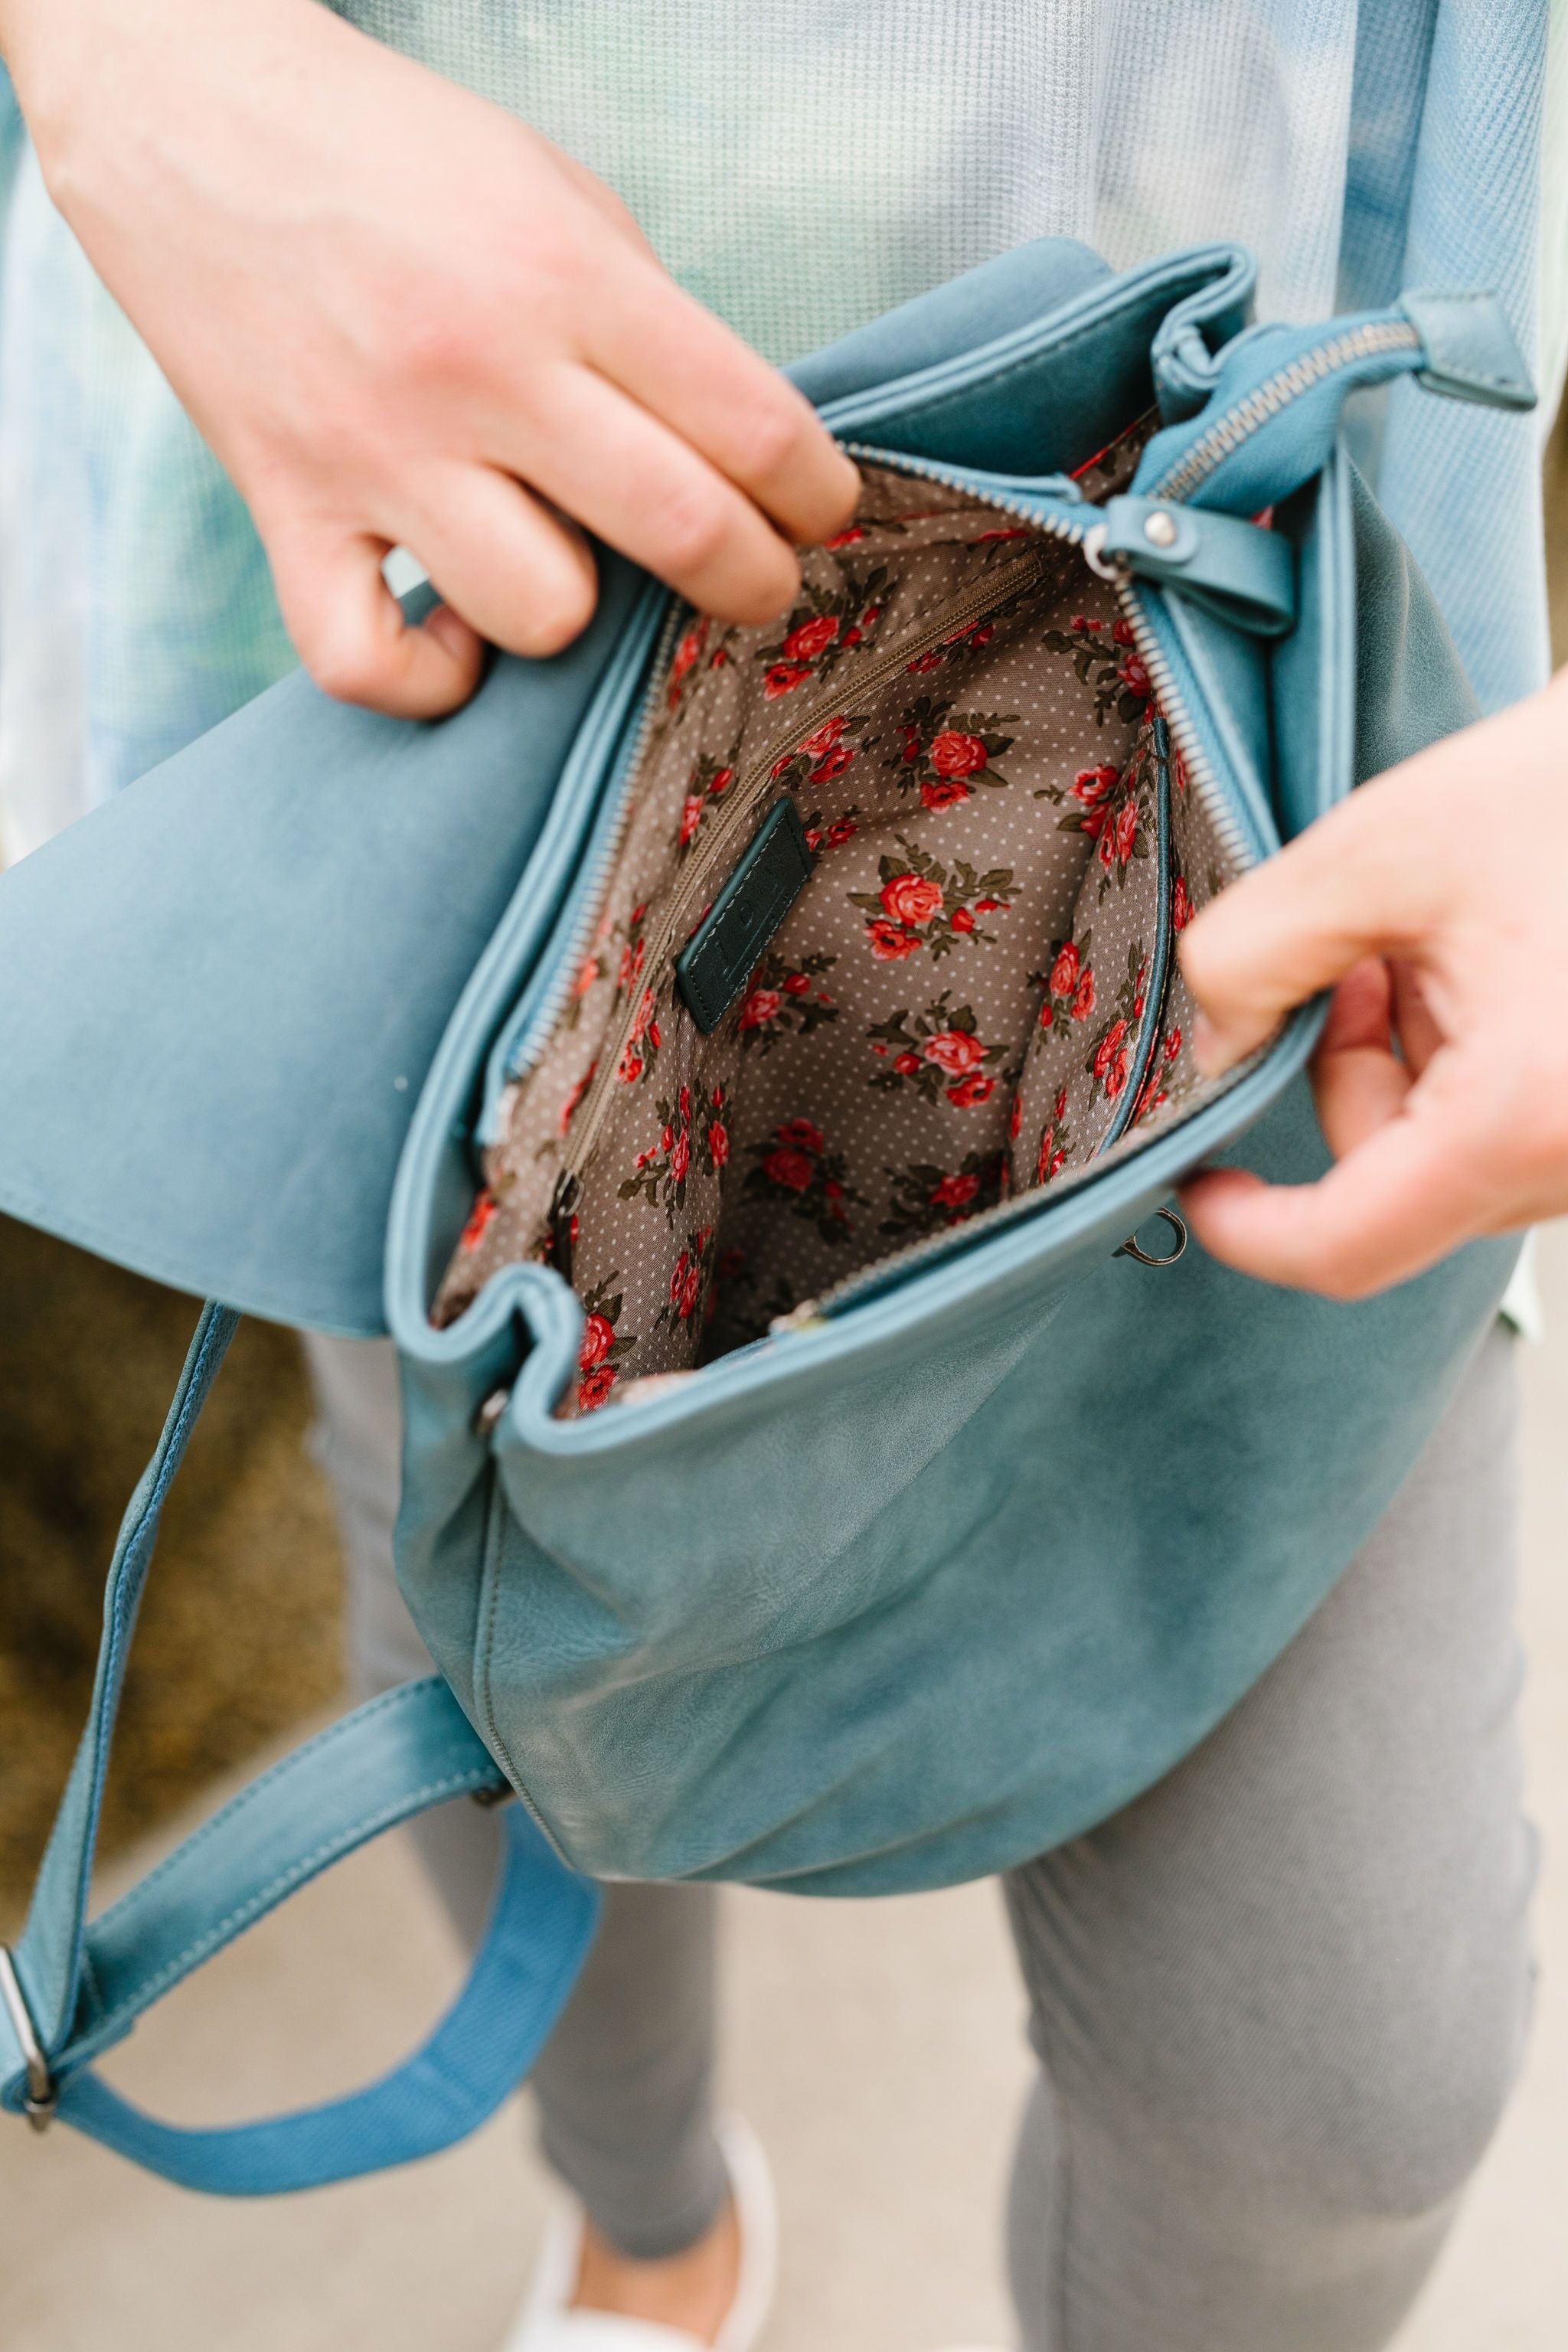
[0,2,1557,863]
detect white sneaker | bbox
[504,2115,778,2352]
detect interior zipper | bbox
[547,536,1057,1247]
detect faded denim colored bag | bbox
[0,237,1532,2192]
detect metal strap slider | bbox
[0,1945,57,2132]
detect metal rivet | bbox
[474,1387,511,1438]
[1143,508,1179,549]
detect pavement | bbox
[2,1220,1564,2352]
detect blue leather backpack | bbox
[0,237,1533,2193]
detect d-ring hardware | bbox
[0,1946,56,2132]
[1116,1207,1188,1268]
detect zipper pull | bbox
[548,1173,580,1285]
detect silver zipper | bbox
[841,443,1256,879]
[1150,319,1420,504]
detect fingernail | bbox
[426,603,475,659]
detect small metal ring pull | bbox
[1116,1207,1188,1268]
[1081,521,1123,582]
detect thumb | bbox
[273,525,485,718]
[1178,763,1446,1076]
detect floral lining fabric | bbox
[434,438,1244,1411]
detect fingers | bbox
[403,464,601,660]
[510,363,805,624]
[1183,767,1446,1076]
[1310,962,1413,1161]
[1179,1061,1497,1298]
[272,524,485,717]
[585,257,861,547]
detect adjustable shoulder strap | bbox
[0,1306,600,2194]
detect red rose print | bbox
[782,971,811,996]
[1093,1019,1128,1082]
[779,1118,825,1152]
[617,1045,643,1083]
[949,906,975,934]
[823,524,864,549]
[868,918,921,961]
[880,872,943,926]
[1120,655,1151,698]
[1070,614,1102,634]
[1114,801,1138,864]
[709,766,733,795]
[679,1266,702,1319]
[894,1051,922,1076]
[929,1171,980,1210]
[763,1148,814,1192]
[708,1120,730,1167]
[1112,618,1135,648]
[906,649,944,675]
[661,1123,675,1152]
[920,776,972,811]
[573,956,598,998]
[1165,1027,1182,1060]
[825,816,858,848]
[1036,1128,1066,1183]
[1071,969,1096,1021]
[739,987,782,1030]
[578,1365,616,1411]
[670,1132,691,1183]
[783,614,839,662]
[929,730,988,779]
[679,1086,692,1122]
[1171,877,1193,931]
[946,1073,995,1109]
[812,743,854,781]
[975,897,1003,914]
[1039,1001,1054,1031]
[1054,1087,1069,1121]
[459,1191,497,1253]
[800,717,844,759]
[1071,764,1119,807]
[975,528,1028,545]
[1049,942,1080,996]
[678,795,704,847]
[579,1313,616,1371]
[764,661,812,697]
[631,987,656,1041]
[668,1252,689,1305]
[923,1027,986,1076]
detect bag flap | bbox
[0,237,1248,1335]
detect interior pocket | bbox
[433,443,1245,1412]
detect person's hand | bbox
[1177,665,1568,1298]
[0,0,859,717]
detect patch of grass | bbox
[0,1217,344,1930]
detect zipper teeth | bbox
[558,539,1056,1182]
[1152,320,1419,504]
[501,596,682,1094]
[841,444,1252,877]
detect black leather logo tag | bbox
[675,799,813,1034]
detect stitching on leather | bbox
[90,1681,459,1925]
[87,1770,494,2041]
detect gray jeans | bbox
[305,1324,1534,2352]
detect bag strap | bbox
[0,1305,600,2194]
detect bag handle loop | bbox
[0,1305,600,2194]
